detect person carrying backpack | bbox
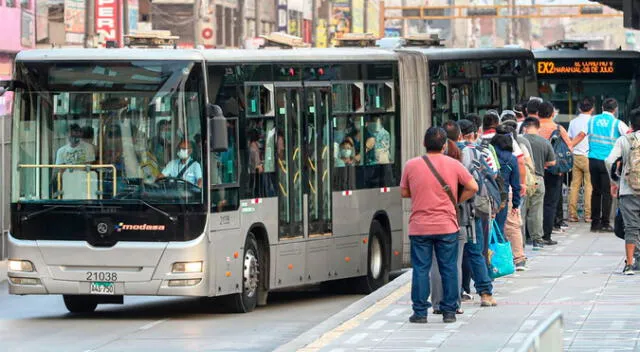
[537,101,573,246]
[491,134,522,236]
[456,119,498,307]
[606,109,640,275]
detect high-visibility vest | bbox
[588,113,621,161]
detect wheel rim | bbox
[370,236,382,280]
[243,249,259,298]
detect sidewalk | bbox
[280,223,640,352]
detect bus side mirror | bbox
[208,104,229,152]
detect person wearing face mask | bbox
[158,140,203,187]
[55,123,96,165]
[336,140,355,167]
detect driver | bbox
[158,140,203,187]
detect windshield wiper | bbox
[130,199,178,223]
[20,205,82,223]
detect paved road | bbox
[0,282,366,352]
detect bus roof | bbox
[398,47,534,61]
[201,48,398,63]
[533,50,640,60]
[15,49,204,62]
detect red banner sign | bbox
[95,0,121,47]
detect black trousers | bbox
[555,174,566,226]
[589,158,612,227]
[543,172,563,239]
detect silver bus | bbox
[5,47,535,314]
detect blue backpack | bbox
[547,126,573,175]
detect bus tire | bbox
[357,220,390,293]
[63,295,98,313]
[229,233,260,313]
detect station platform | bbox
[279,223,640,352]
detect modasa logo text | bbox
[115,223,167,232]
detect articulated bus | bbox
[5,46,535,314]
[534,41,640,126]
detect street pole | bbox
[123,0,129,37]
[85,0,95,47]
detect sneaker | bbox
[591,224,601,232]
[623,265,635,276]
[560,221,569,229]
[552,226,565,234]
[543,239,558,246]
[585,218,592,223]
[569,216,580,223]
[409,314,428,323]
[532,240,545,250]
[443,312,456,323]
[515,261,528,271]
[461,292,473,302]
[599,225,614,233]
[480,293,498,307]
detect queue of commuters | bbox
[402,96,639,324]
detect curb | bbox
[275,269,412,352]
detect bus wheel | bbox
[357,220,390,293]
[230,233,260,313]
[63,295,98,313]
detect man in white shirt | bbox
[567,97,594,223]
[55,124,96,165]
[159,140,203,187]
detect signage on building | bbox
[331,0,351,41]
[277,0,288,32]
[129,0,139,32]
[316,18,328,48]
[21,10,35,47]
[95,0,122,47]
[64,0,86,44]
[366,0,380,36]
[352,0,365,34]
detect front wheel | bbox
[228,234,260,313]
[356,220,390,293]
[63,295,98,313]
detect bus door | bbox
[274,83,306,286]
[302,83,333,282]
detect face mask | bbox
[177,149,190,160]
[341,149,353,158]
[69,137,80,146]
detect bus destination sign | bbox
[537,60,615,75]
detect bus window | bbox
[332,83,363,113]
[241,118,276,199]
[364,115,393,166]
[211,118,239,213]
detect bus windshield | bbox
[11,60,206,204]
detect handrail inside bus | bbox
[17,164,117,199]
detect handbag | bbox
[487,220,515,279]
[615,208,625,240]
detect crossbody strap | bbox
[422,155,457,207]
[177,159,197,179]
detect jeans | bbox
[569,155,592,219]
[496,205,508,236]
[590,158,612,227]
[524,175,545,242]
[410,233,459,317]
[543,172,563,239]
[462,217,493,295]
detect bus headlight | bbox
[167,279,202,287]
[9,277,41,285]
[8,260,35,272]
[172,261,203,273]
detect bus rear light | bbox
[9,277,41,285]
[8,260,35,272]
[172,261,203,273]
[167,279,201,287]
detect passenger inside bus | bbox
[151,120,172,166]
[364,116,391,165]
[335,139,355,167]
[158,140,203,187]
[55,123,96,166]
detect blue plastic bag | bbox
[487,220,515,279]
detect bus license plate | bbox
[90,282,115,295]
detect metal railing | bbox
[517,311,564,352]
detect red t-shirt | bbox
[400,154,473,236]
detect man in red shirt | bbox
[401,127,478,324]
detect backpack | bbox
[476,139,508,211]
[524,157,537,197]
[625,134,640,195]
[547,126,573,175]
[462,145,503,216]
